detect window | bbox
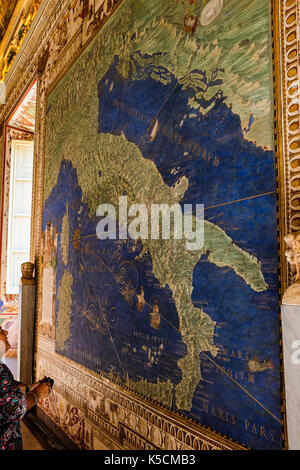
[6,140,34,294]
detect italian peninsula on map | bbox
[43,0,281,450]
[52,130,267,410]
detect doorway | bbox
[0,80,36,378]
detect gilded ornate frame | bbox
[0,0,295,450]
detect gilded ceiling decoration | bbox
[0,0,18,43]
[0,0,42,81]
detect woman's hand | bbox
[30,376,47,391]
[34,382,51,400]
[25,382,51,411]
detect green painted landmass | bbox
[125,376,173,408]
[56,270,73,352]
[61,204,69,265]
[106,369,173,408]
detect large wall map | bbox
[42,0,282,449]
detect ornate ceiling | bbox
[0,0,42,81]
[0,0,18,44]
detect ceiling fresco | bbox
[0,0,18,44]
[0,1,42,80]
[9,81,36,132]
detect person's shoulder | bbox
[0,361,13,379]
[0,361,8,371]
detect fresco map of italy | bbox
[43,0,282,449]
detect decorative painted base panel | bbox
[36,336,234,450]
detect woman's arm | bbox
[25,391,38,411]
[14,376,47,393]
[0,367,27,425]
[0,365,51,425]
[25,383,51,412]
[15,382,26,393]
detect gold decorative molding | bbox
[274,0,300,291]
[272,0,300,450]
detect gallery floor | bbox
[21,423,45,451]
